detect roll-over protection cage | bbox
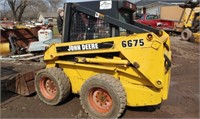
[62,0,161,43]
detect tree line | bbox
[0,0,64,21]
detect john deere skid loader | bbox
[35,1,172,118]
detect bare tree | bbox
[23,1,49,20]
[7,0,30,21]
[47,0,64,12]
[5,0,64,21]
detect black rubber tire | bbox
[189,34,195,42]
[35,67,71,105]
[181,28,192,41]
[80,73,126,119]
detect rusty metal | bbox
[2,68,43,96]
[1,27,40,44]
[1,61,45,96]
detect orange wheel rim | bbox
[39,77,57,100]
[88,88,112,113]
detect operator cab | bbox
[63,0,137,42]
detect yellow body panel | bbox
[44,31,171,107]
[183,7,200,28]
[121,80,162,106]
[0,43,10,55]
[194,32,200,43]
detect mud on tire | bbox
[35,67,71,106]
[80,73,126,119]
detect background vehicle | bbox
[136,14,175,31]
[179,0,200,42]
[34,0,171,118]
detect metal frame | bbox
[62,3,73,42]
[63,3,160,42]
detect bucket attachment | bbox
[1,61,45,96]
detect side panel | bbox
[121,80,162,106]
[53,61,164,106]
[57,62,116,94]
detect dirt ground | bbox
[1,36,199,118]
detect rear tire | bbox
[80,73,126,119]
[189,34,195,42]
[181,28,192,41]
[35,67,71,105]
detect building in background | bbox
[37,12,57,25]
[135,0,185,15]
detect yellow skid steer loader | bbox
[34,1,172,118]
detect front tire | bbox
[35,67,71,105]
[80,73,126,118]
[181,28,192,41]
